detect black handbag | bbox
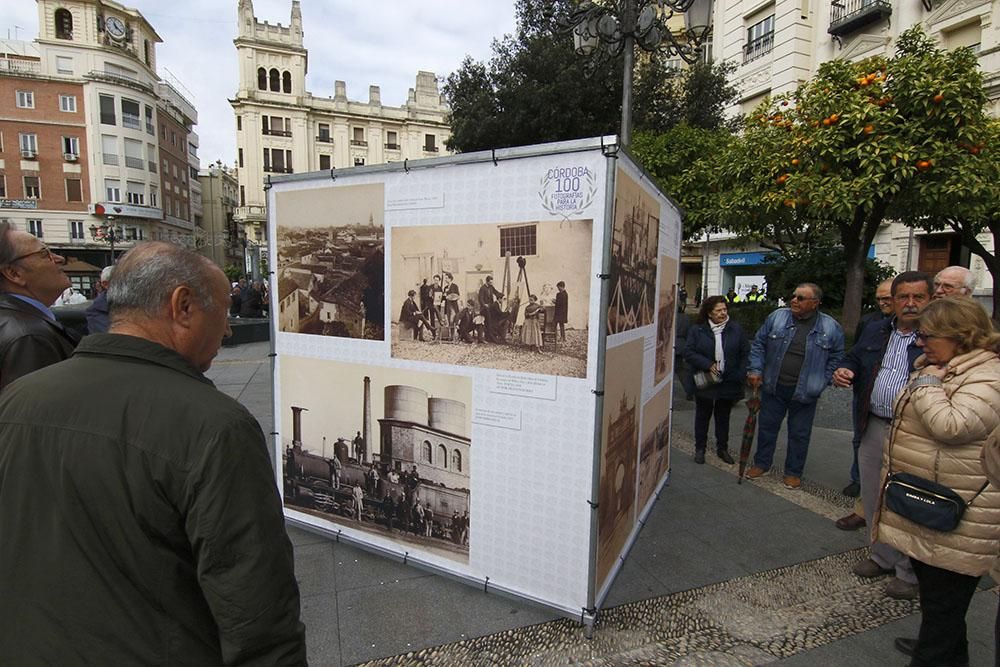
[884,472,988,532]
[693,370,721,390]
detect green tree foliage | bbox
[689,27,989,334]
[444,0,739,152]
[761,246,895,310]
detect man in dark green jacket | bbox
[0,242,306,665]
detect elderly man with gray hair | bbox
[0,242,306,664]
[0,220,78,392]
[933,265,975,300]
[84,264,114,333]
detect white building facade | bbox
[231,0,453,254]
[681,0,999,306]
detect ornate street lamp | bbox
[89,217,120,265]
[561,0,714,147]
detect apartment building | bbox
[197,164,242,270]
[231,0,452,250]
[0,0,201,290]
[682,0,999,305]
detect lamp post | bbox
[89,217,119,265]
[562,0,714,148]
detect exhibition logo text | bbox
[539,165,597,218]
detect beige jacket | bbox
[874,348,1000,577]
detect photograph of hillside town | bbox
[274,185,385,340]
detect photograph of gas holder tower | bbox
[281,356,473,562]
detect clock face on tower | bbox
[105,16,126,40]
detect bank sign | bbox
[0,199,38,210]
[539,165,597,218]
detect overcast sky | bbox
[0,1,516,166]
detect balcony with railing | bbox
[264,165,294,174]
[146,122,155,135]
[148,161,157,173]
[423,145,439,153]
[85,69,155,95]
[0,57,42,77]
[315,134,333,143]
[350,139,368,147]
[384,142,400,150]
[263,128,292,137]
[124,156,144,169]
[235,205,267,222]
[103,153,119,166]
[743,33,774,64]
[829,0,891,36]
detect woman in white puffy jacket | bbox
[874,297,1000,667]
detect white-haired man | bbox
[0,220,78,392]
[0,242,306,664]
[933,265,974,300]
[85,264,114,333]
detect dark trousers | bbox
[910,558,980,666]
[849,391,863,483]
[753,383,818,477]
[693,397,734,453]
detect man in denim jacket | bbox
[745,283,844,489]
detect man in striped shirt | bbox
[832,271,932,600]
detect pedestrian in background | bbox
[0,242,305,664]
[875,296,1000,666]
[85,265,114,334]
[746,283,844,489]
[678,285,688,312]
[832,271,931,600]
[684,295,749,465]
[932,265,974,300]
[674,306,695,400]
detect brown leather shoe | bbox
[835,513,866,531]
[885,577,919,600]
[783,475,801,489]
[745,466,767,479]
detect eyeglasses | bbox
[9,246,57,264]
[790,294,817,301]
[876,296,893,303]
[915,330,943,342]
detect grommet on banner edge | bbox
[267,353,277,358]
[586,499,599,510]
[484,576,490,593]
[596,273,611,279]
[491,148,498,166]
[335,530,341,543]
[264,175,272,191]
[403,159,410,173]
[269,431,278,436]
[403,551,409,565]
[591,389,604,396]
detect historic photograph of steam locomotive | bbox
[390,220,593,378]
[280,356,473,562]
[274,184,385,340]
[608,168,660,335]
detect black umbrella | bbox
[738,385,762,484]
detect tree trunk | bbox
[950,217,1000,325]
[841,240,867,337]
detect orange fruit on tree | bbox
[783,199,796,208]
[791,158,800,166]
[776,174,789,185]
[829,113,840,123]
[863,124,875,134]
[932,93,944,104]
[916,159,933,172]
[822,118,832,126]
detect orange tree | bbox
[688,27,988,334]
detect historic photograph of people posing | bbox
[280,356,472,563]
[390,220,593,378]
[274,184,385,340]
[608,168,660,335]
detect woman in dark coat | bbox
[683,295,750,465]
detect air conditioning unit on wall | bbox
[21,149,37,159]
[64,153,78,162]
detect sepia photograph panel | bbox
[390,219,593,378]
[636,383,671,513]
[608,168,660,335]
[596,337,644,589]
[654,255,679,385]
[275,184,385,340]
[280,356,472,563]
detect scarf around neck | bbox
[710,317,728,373]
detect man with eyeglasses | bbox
[746,282,844,490]
[840,278,896,501]
[0,221,78,392]
[831,270,932,601]
[932,265,974,300]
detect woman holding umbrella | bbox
[875,297,1000,666]
[684,295,750,465]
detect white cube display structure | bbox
[268,137,682,626]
